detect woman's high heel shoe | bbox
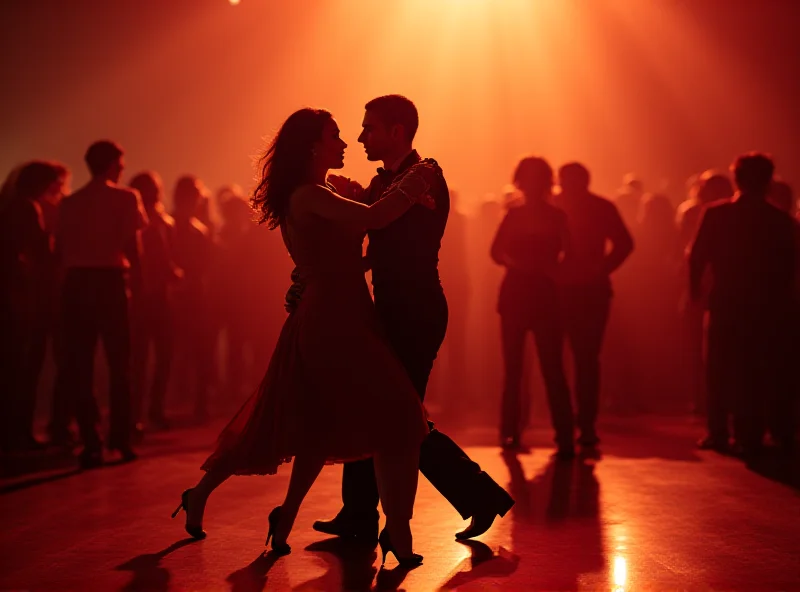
[265,506,291,555]
[378,528,423,568]
[171,488,207,540]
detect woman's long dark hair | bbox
[252,108,333,229]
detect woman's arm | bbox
[490,213,513,266]
[294,163,438,229]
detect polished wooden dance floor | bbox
[1,417,799,591]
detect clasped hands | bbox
[328,161,439,209]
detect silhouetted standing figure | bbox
[469,198,505,423]
[0,166,26,452]
[313,95,514,543]
[171,176,213,421]
[630,193,683,412]
[57,141,146,467]
[129,172,180,433]
[690,153,797,456]
[491,157,573,456]
[213,195,264,403]
[556,163,634,448]
[676,171,734,429]
[766,180,800,447]
[0,162,68,451]
[195,190,222,395]
[437,189,471,416]
[615,174,645,231]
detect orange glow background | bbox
[2,0,798,210]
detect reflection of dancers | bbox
[502,451,603,589]
[176,108,434,563]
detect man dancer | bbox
[312,95,514,541]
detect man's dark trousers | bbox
[61,268,133,451]
[340,280,512,521]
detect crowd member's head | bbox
[220,195,253,226]
[215,184,243,207]
[640,193,675,229]
[696,170,734,205]
[85,140,124,183]
[513,156,553,202]
[685,173,701,201]
[173,175,204,219]
[129,171,164,213]
[731,152,774,197]
[558,162,591,196]
[15,160,70,203]
[621,173,644,197]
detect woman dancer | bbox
[174,108,440,566]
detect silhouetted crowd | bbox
[0,141,291,467]
[1,141,797,469]
[435,153,798,462]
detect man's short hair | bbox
[558,162,591,191]
[15,160,69,199]
[365,95,419,141]
[732,152,774,195]
[85,140,124,177]
[514,156,553,187]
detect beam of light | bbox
[6,0,792,210]
[613,555,627,591]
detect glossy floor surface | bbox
[1,417,799,591]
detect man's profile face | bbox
[109,156,124,184]
[357,110,395,162]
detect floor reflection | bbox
[438,541,520,590]
[502,450,605,590]
[294,537,378,591]
[115,538,198,592]
[225,551,282,592]
[612,554,627,591]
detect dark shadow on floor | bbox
[226,551,282,592]
[440,416,704,462]
[746,452,800,490]
[502,451,605,589]
[292,537,378,591]
[594,420,702,462]
[437,540,520,590]
[373,562,418,592]
[115,538,197,592]
[0,446,77,480]
[0,467,83,495]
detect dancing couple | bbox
[174,95,514,567]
